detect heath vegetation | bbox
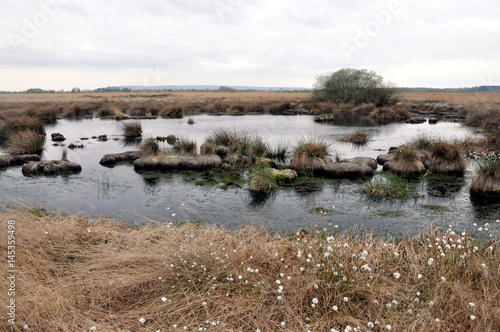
[1,209,498,331]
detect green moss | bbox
[196,179,218,186]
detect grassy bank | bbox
[1,209,498,331]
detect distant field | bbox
[0,91,312,103]
[1,91,500,107]
[399,92,500,106]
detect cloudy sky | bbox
[1,0,499,91]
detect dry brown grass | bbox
[2,208,498,331]
[369,107,410,124]
[400,92,500,107]
[5,129,45,155]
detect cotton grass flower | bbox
[393,272,400,279]
[332,305,338,311]
[471,315,476,320]
[427,258,435,266]
[139,317,146,324]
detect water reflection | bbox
[122,138,142,147]
[97,172,110,199]
[425,176,466,198]
[470,196,500,221]
[317,111,377,127]
[291,180,325,197]
[142,176,160,196]
[248,190,276,208]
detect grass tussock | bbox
[248,166,278,192]
[140,138,160,155]
[0,114,45,142]
[121,121,142,138]
[470,161,500,196]
[465,108,500,131]
[428,142,467,175]
[291,136,331,172]
[205,128,270,160]
[1,209,498,331]
[339,129,370,145]
[369,106,410,124]
[5,129,45,155]
[267,140,290,163]
[174,137,197,156]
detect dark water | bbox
[0,115,498,239]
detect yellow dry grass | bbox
[0,91,312,104]
[0,208,498,331]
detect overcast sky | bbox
[1,0,499,91]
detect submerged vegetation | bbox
[1,209,498,331]
[361,175,421,199]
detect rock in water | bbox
[22,159,82,176]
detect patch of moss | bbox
[420,204,450,212]
[196,179,218,186]
[374,210,405,218]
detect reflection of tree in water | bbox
[425,176,466,198]
[143,176,160,196]
[248,190,277,208]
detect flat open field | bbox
[1,91,499,107]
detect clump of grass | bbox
[465,108,500,130]
[361,175,419,199]
[5,129,45,155]
[141,138,160,155]
[339,129,370,145]
[470,160,500,197]
[121,121,142,138]
[428,142,466,175]
[160,105,184,118]
[410,134,437,150]
[200,142,215,155]
[369,106,410,124]
[248,166,277,192]
[2,208,498,331]
[390,148,426,175]
[26,104,59,124]
[174,137,197,156]
[267,140,290,162]
[247,135,269,159]
[290,136,331,172]
[63,103,93,118]
[0,114,45,142]
[187,118,195,125]
[205,128,254,156]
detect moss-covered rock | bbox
[271,169,298,184]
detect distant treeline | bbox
[398,86,500,93]
[1,85,499,94]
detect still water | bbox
[0,114,497,239]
